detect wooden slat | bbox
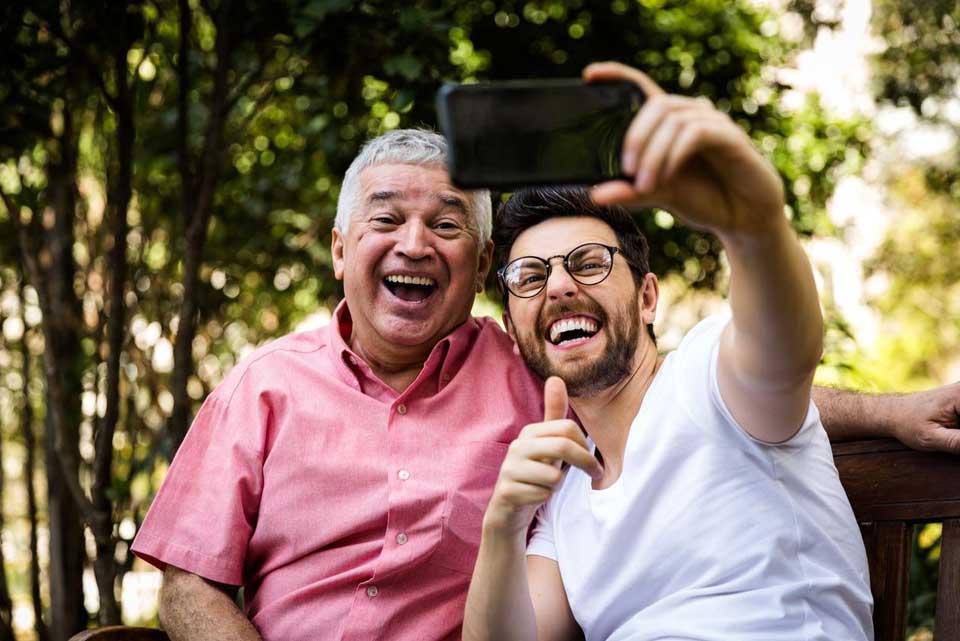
[936,519,960,641]
[860,521,911,641]
[833,439,960,522]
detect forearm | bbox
[721,220,823,384]
[160,567,262,641]
[463,523,538,641]
[813,386,895,442]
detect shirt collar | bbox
[327,299,481,397]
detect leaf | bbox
[392,87,416,113]
[384,54,422,81]
[303,0,353,21]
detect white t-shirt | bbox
[527,314,873,641]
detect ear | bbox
[639,272,659,325]
[331,227,345,281]
[476,239,494,293]
[502,311,522,356]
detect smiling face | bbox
[332,163,493,362]
[504,216,657,397]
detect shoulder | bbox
[211,326,331,403]
[674,311,730,359]
[472,316,514,349]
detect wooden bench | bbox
[68,439,960,641]
[834,438,960,641]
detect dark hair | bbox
[493,185,655,341]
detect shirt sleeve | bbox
[674,311,817,460]
[526,498,558,561]
[131,371,270,585]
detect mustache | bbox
[537,300,607,337]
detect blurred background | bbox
[0,0,956,638]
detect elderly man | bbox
[133,120,959,638]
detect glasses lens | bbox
[503,258,548,296]
[567,244,613,284]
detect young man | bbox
[464,63,873,640]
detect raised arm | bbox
[588,62,820,443]
[814,383,960,453]
[463,378,597,641]
[159,566,262,641]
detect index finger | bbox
[583,61,665,98]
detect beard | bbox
[515,291,641,398]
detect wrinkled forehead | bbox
[509,216,619,261]
[356,162,474,220]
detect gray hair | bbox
[335,128,492,245]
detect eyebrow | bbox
[367,190,469,215]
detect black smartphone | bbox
[436,79,644,190]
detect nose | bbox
[545,258,578,300]
[395,220,434,260]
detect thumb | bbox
[543,376,569,422]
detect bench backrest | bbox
[833,438,960,641]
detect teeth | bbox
[549,317,599,344]
[385,274,437,287]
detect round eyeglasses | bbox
[498,242,627,298]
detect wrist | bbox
[482,509,530,542]
[864,393,903,440]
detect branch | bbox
[224,56,268,112]
[32,9,118,108]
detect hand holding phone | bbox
[585,61,785,236]
[436,79,644,189]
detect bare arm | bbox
[463,378,596,641]
[159,566,262,641]
[588,62,820,442]
[814,384,960,453]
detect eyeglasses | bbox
[498,242,627,298]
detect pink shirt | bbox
[132,302,543,640]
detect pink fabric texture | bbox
[132,301,544,641]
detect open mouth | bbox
[383,274,437,303]
[547,316,601,347]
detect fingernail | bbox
[592,465,604,480]
[622,152,636,175]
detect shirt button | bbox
[396,403,407,415]
[396,532,409,545]
[366,585,379,598]
[398,469,410,481]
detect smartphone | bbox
[436,79,644,190]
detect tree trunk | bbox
[170,0,232,451]
[89,39,136,628]
[18,277,50,641]
[0,411,15,641]
[39,103,89,641]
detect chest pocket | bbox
[429,441,509,575]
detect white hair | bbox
[335,128,492,245]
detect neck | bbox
[569,337,662,486]
[348,328,434,394]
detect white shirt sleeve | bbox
[675,311,818,461]
[526,499,558,560]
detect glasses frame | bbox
[497,242,628,299]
